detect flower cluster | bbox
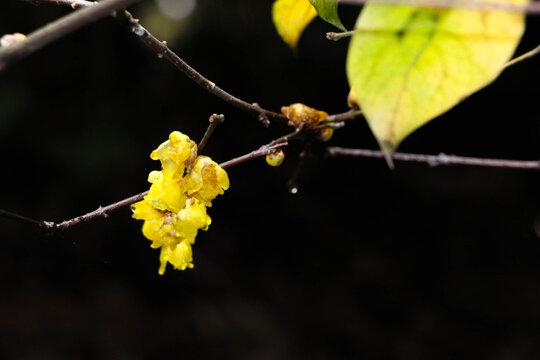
[131,131,229,275]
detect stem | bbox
[326,31,355,41]
[0,140,288,231]
[22,0,94,7]
[50,191,149,231]
[218,141,288,169]
[505,44,540,68]
[198,114,225,153]
[327,147,540,170]
[0,0,143,70]
[113,10,287,123]
[17,0,288,123]
[324,109,362,123]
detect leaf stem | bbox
[326,31,355,41]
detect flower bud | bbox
[266,149,285,167]
[318,127,334,142]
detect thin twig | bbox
[198,114,225,153]
[324,109,362,123]
[505,43,540,68]
[338,0,540,13]
[23,0,540,13]
[0,0,143,70]
[218,141,288,169]
[48,191,149,231]
[0,140,289,231]
[22,0,94,8]
[0,209,45,228]
[327,147,540,170]
[17,0,288,123]
[113,10,287,123]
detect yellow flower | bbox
[132,131,229,274]
[150,131,197,181]
[182,156,230,207]
[173,197,211,242]
[131,200,176,249]
[159,241,193,274]
[132,197,210,273]
[146,171,186,213]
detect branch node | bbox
[252,103,270,127]
[41,221,56,231]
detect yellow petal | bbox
[131,199,163,220]
[168,241,194,271]
[272,0,317,48]
[174,198,211,240]
[150,131,197,180]
[183,156,229,207]
[158,242,194,274]
[146,173,186,213]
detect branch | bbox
[338,0,540,13]
[24,0,540,13]
[0,140,288,232]
[327,147,540,170]
[16,0,288,123]
[218,141,288,169]
[113,10,287,123]
[0,0,143,70]
[22,0,94,8]
[198,114,225,153]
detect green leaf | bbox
[346,0,527,156]
[309,0,346,31]
[272,0,318,49]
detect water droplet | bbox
[131,24,145,36]
[289,187,298,194]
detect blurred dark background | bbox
[1,0,540,359]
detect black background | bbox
[2,0,540,359]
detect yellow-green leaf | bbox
[309,0,346,31]
[346,0,527,153]
[272,0,318,48]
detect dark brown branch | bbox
[46,191,149,231]
[22,0,94,8]
[112,10,287,123]
[0,0,143,70]
[17,0,288,123]
[198,114,225,153]
[24,0,540,13]
[327,147,540,170]
[0,209,45,228]
[218,141,288,169]
[0,140,288,232]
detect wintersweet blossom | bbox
[132,131,229,274]
[182,156,230,207]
